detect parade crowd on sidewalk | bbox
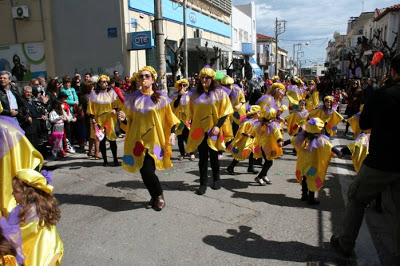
[0,53,399,265]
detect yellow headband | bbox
[199,66,215,79]
[129,72,140,83]
[140,66,158,80]
[271,82,286,91]
[174,79,189,90]
[307,80,315,86]
[221,76,234,86]
[247,105,260,115]
[260,107,277,120]
[305,118,324,134]
[324,95,334,102]
[272,75,280,82]
[98,75,110,83]
[15,169,54,194]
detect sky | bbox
[232,0,399,66]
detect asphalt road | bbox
[46,112,384,265]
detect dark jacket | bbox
[360,80,400,172]
[0,84,26,121]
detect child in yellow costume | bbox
[291,118,342,204]
[285,99,308,136]
[170,78,195,160]
[347,105,364,139]
[119,66,179,211]
[286,76,305,113]
[0,169,64,265]
[221,75,247,137]
[305,80,319,111]
[0,110,44,217]
[253,106,284,186]
[308,95,345,137]
[186,65,234,195]
[87,74,124,167]
[226,105,260,175]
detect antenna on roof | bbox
[361,0,364,12]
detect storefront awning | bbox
[248,57,263,76]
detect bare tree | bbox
[195,41,222,68]
[165,38,184,82]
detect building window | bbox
[384,25,387,42]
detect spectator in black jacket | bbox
[0,70,25,122]
[331,55,400,265]
[20,85,47,150]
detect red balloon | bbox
[370,51,384,66]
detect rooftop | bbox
[374,4,400,21]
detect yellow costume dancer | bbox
[186,65,234,195]
[171,79,194,159]
[305,80,319,111]
[226,105,260,175]
[286,76,305,112]
[119,66,179,211]
[308,96,344,137]
[87,75,124,166]
[221,76,247,126]
[1,169,64,266]
[253,106,284,185]
[0,113,44,217]
[285,99,308,136]
[291,118,341,204]
[227,105,260,161]
[347,105,364,139]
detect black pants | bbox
[99,138,117,163]
[140,153,163,198]
[259,148,273,177]
[178,127,189,156]
[198,136,220,185]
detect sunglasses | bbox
[139,74,152,79]
[179,83,188,87]
[201,76,213,80]
[100,80,107,83]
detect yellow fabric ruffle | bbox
[0,255,17,266]
[291,136,333,192]
[347,115,361,139]
[170,92,191,136]
[231,89,247,125]
[348,133,369,173]
[20,220,64,266]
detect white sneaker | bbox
[67,147,76,153]
[254,177,266,186]
[52,151,58,158]
[261,176,272,184]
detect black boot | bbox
[308,191,320,205]
[226,159,238,175]
[247,154,259,174]
[196,175,208,195]
[110,141,120,166]
[301,177,308,201]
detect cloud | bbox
[233,0,400,64]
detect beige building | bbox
[0,0,232,81]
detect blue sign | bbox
[131,31,153,50]
[189,12,197,24]
[131,18,137,28]
[108,27,118,38]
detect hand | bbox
[278,141,283,147]
[75,101,78,105]
[211,126,220,136]
[28,116,32,123]
[92,118,96,124]
[117,111,126,122]
[71,117,77,122]
[169,133,176,146]
[110,109,117,114]
[10,109,18,116]
[41,115,47,120]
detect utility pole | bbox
[154,0,167,92]
[275,18,286,76]
[183,0,188,78]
